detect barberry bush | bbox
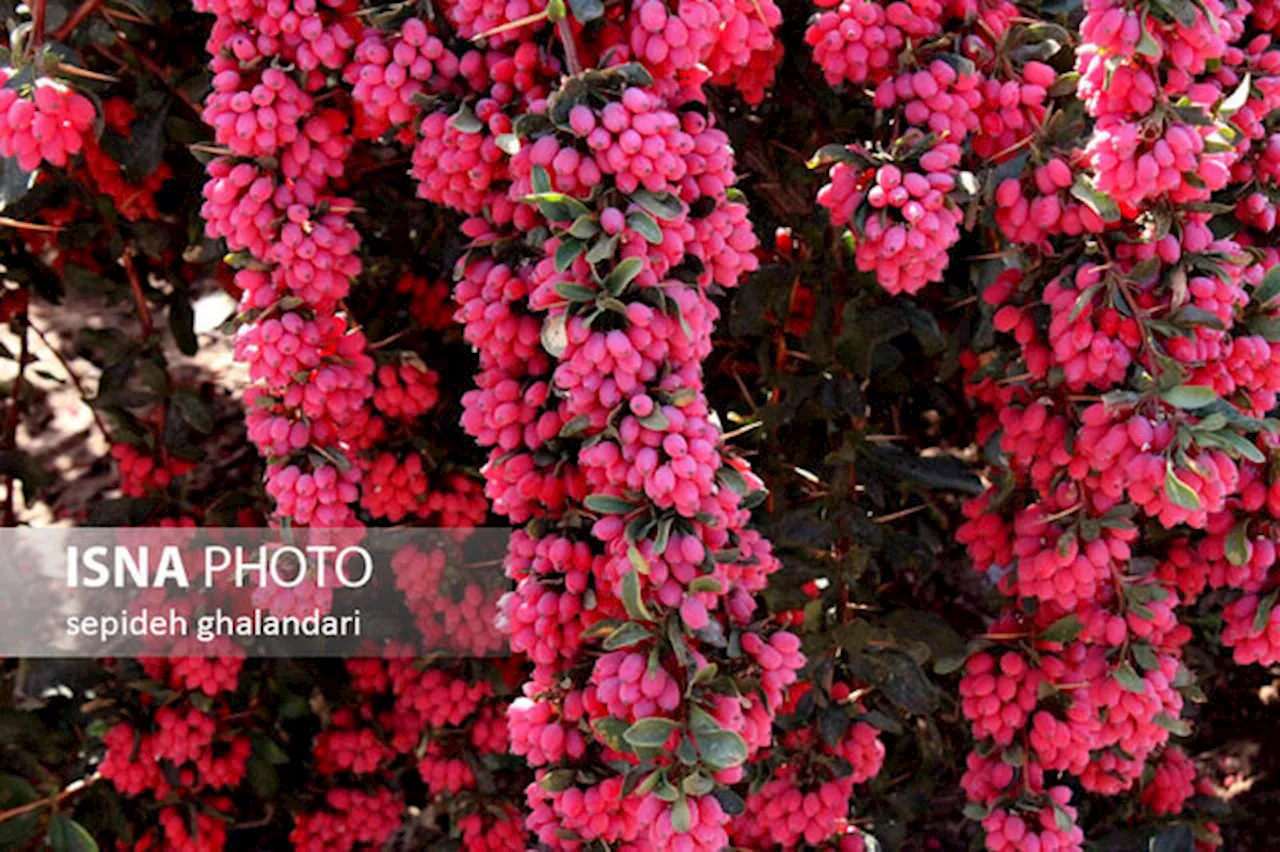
[1,0,1280,847]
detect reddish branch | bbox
[53,0,103,41]
[122,245,153,338]
[30,0,48,50]
[0,774,99,826]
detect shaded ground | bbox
[1193,661,1280,848]
[0,285,247,524]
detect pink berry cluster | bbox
[195,0,374,530]
[805,0,944,87]
[111,442,196,498]
[730,685,885,848]
[377,0,809,835]
[951,132,1280,852]
[617,0,786,103]
[193,5,513,846]
[200,3,492,542]
[811,2,1065,298]
[98,666,250,848]
[392,541,506,656]
[0,69,96,172]
[807,0,1280,844]
[817,137,965,295]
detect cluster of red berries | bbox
[802,0,1280,843]
[818,139,965,295]
[0,71,96,171]
[365,0,825,837]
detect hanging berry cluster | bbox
[198,0,494,539]
[805,0,1280,846]
[334,0,889,844]
[195,0,373,530]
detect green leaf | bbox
[1113,661,1148,694]
[1069,177,1121,223]
[567,215,600,239]
[1154,0,1199,27]
[0,156,36,212]
[818,703,851,746]
[1135,12,1162,57]
[568,0,604,22]
[1200,429,1266,463]
[121,98,169,181]
[806,143,858,170]
[592,717,630,751]
[1163,464,1202,511]
[638,410,669,431]
[626,210,663,244]
[586,233,620,264]
[849,649,943,714]
[1247,314,1280,342]
[691,662,718,686]
[653,517,673,556]
[0,775,38,847]
[1040,614,1083,644]
[604,257,645,295]
[682,772,714,796]
[531,165,552,194]
[604,621,652,650]
[173,390,213,434]
[621,569,653,621]
[1153,712,1191,736]
[47,815,98,852]
[1160,384,1217,409]
[688,705,720,735]
[555,282,597,302]
[865,446,982,494]
[449,103,484,133]
[1226,521,1251,566]
[631,189,684,221]
[558,415,590,438]
[717,466,748,496]
[495,133,521,155]
[540,768,578,792]
[697,728,749,771]
[1132,642,1160,671]
[584,494,639,514]
[1254,265,1280,307]
[859,709,903,734]
[623,717,680,748]
[713,787,745,816]
[1064,281,1105,322]
[1254,588,1279,633]
[689,576,722,593]
[245,753,279,798]
[627,541,650,575]
[554,237,587,272]
[671,795,692,832]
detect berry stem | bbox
[556,17,582,74]
[122,245,154,339]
